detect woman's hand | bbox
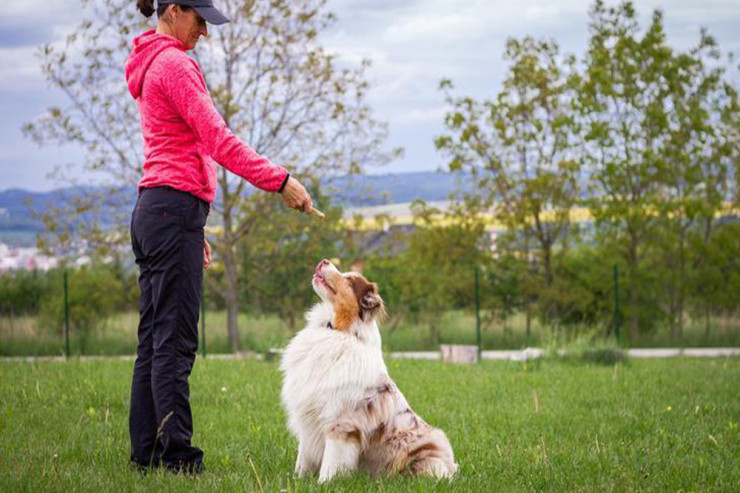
[281,176,313,214]
[203,238,211,270]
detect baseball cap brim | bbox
[194,6,230,25]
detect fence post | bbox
[64,270,70,358]
[613,264,620,346]
[475,266,482,361]
[201,276,207,358]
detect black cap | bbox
[159,0,230,25]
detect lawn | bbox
[0,358,738,492]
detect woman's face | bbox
[168,6,208,50]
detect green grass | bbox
[2,310,739,357]
[1,358,739,491]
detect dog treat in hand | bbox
[309,207,326,219]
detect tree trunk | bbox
[668,298,678,340]
[676,233,686,340]
[704,305,711,339]
[223,245,241,353]
[289,310,296,332]
[676,296,684,340]
[627,238,639,341]
[668,276,678,340]
[429,317,441,346]
[220,178,241,354]
[542,242,557,325]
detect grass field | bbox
[2,309,740,357]
[1,358,738,491]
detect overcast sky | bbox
[1,0,739,192]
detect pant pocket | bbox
[181,197,208,232]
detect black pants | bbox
[129,186,209,471]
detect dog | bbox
[280,259,457,483]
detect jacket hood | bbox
[125,29,185,99]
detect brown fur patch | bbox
[324,270,360,331]
[328,422,363,447]
[377,383,393,394]
[326,271,386,330]
[346,429,362,446]
[348,274,386,322]
[370,423,386,443]
[332,293,359,331]
[409,442,439,458]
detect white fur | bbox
[280,302,387,482]
[281,300,457,483]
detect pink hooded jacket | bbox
[124,30,288,203]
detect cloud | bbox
[0,82,84,192]
[321,0,740,177]
[0,23,50,49]
[1,0,740,190]
[0,1,78,48]
[0,0,80,92]
[0,46,48,92]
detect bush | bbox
[37,266,123,353]
[0,270,54,316]
[543,329,626,365]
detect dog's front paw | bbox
[318,466,339,483]
[319,473,334,484]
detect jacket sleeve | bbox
[161,53,288,193]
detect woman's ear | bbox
[169,4,180,20]
[160,4,175,23]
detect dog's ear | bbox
[349,276,386,322]
[359,283,385,322]
[360,289,382,311]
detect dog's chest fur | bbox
[281,302,387,431]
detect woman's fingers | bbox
[282,177,314,214]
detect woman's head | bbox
[137,1,228,50]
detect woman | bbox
[126,0,313,474]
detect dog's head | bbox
[312,259,385,331]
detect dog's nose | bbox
[315,258,330,273]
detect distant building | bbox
[0,243,59,273]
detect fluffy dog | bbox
[280,259,457,483]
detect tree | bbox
[578,1,740,339]
[690,222,740,337]
[655,30,739,339]
[577,1,677,338]
[37,266,123,353]
[481,251,524,338]
[394,199,490,344]
[436,36,580,330]
[24,0,398,352]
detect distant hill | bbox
[0,189,63,226]
[0,171,470,246]
[326,171,472,206]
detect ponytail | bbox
[136,0,155,18]
[137,1,193,19]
